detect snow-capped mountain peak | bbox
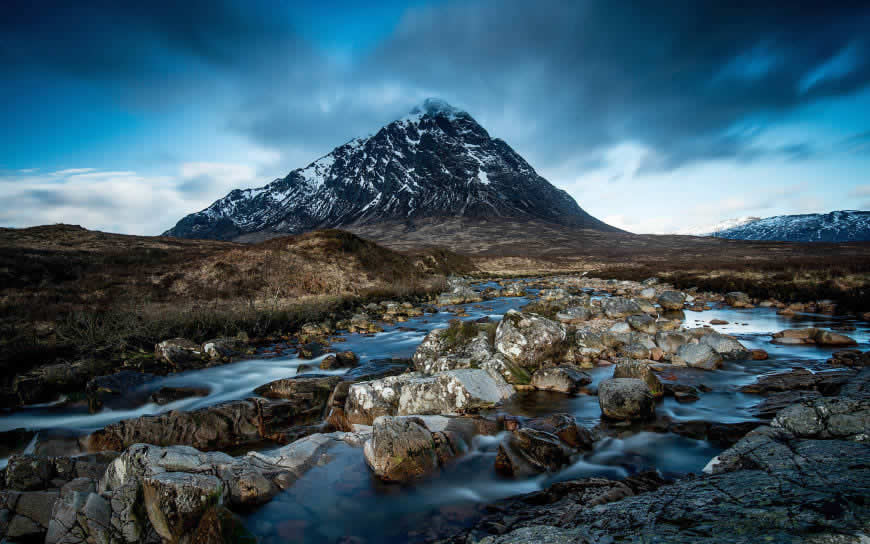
[164,99,616,241]
[678,216,761,236]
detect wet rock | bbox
[398,369,515,416]
[501,283,527,297]
[749,348,769,360]
[724,291,752,308]
[751,390,823,418]
[3,489,60,541]
[771,397,869,441]
[771,328,857,346]
[10,359,104,407]
[639,287,657,299]
[613,360,663,398]
[413,327,530,385]
[86,400,262,452]
[253,374,341,429]
[85,370,155,412]
[45,490,113,544]
[363,416,470,482]
[739,367,854,395]
[699,333,748,359]
[150,386,211,405]
[618,342,651,360]
[530,366,591,394]
[320,351,358,370]
[597,378,655,421]
[673,343,723,370]
[828,349,870,368]
[602,298,643,319]
[494,311,567,370]
[4,454,54,491]
[495,428,571,477]
[657,291,686,311]
[155,338,205,368]
[664,383,700,403]
[202,337,248,360]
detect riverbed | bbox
[1,282,867,543]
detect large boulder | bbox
[85,371,155,413]
[142,472,224,544]
[613,360,663,398]
[602,298,643,319]
[530,366,591,394]
[397,369,515,416]
[344,373,423,426]
[655,332,691,355]
[674,343,723,370]
[699,333,748,359]
[495,414,593,477]
[363,415,480,482]
[597,378,655,420]
[771,397,869,441]
[413,327,530,385]
[494,311,567,370]
[657,291,686,311]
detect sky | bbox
[1,0,869,235]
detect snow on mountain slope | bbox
[164,98,617,241]
[708,210,870,242]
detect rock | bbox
[657,291,686,311]
[142,472,224,543]
[749,349,769,360]
[398,369,515,416]
[495,428,571,476]
[253,374,341,423]
[155,338,205,368]
[190,505,256,544]
[413,327,530,385]
[85,370,155,412]
[530,366,591,394]
[10,359,104,407]
[619,343,650,360]
[363,416,469,482]
[699,333,748,359]
[613,360,663,398]
[609,322,631,334]
[86,400,263,452]
[710,319,728,325]
[597,378,655,420]
[654,331,691,355]
[494,311,567,370]
[664,383,700,403]
[555,307,592,324]
[202,337,247,360]
[639,287,657,299]
[320,351,359,370]
[602,298,643,319]
[828,349,870,368]
[724,291,752,308]
[344,373,422,426]
[626,314,657,334]
[751,390,823,419]
[771,328,857,346]
[674,343,723,370]
[45,491,113,544]
[3,490,60,540]
[150,386,211,405]
[771,397,869,441]
[739,368,854,395]
[501,283,527,297]
[4,454,54,491]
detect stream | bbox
[1,282,868,543]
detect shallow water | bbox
[1,284,867,541]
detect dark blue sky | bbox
[1,0,869,234]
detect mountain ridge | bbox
[164,98,617,241]
[705,210,870,242]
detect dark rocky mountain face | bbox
[711,210,870,242]
[164,99,616,241]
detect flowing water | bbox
[1,283,868,542]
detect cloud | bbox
[0,163,264,235]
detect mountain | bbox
[677,216,761,236]
[708,210,870,242]
[164,98,616,241]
